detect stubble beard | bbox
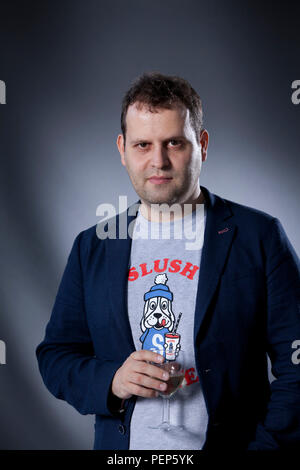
[128,173,193,207]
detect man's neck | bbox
[140,190,205,223]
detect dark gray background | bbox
[0,0,299,449]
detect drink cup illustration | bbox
[165,333,181,360]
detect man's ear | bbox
[199,129,209,162]
[116,134,126,166]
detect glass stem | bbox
[162,396,170,427]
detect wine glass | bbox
[148,348,186,431]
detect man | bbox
[36,72,300,450]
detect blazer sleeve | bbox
[247,217,300,450]
[35,231,124,417]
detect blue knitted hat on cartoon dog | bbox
[144,273,173,301]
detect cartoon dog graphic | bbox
[140,273,180,358]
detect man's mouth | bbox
[148,176,172,185]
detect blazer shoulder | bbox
[204,186,276,230]
[220,194,276,231]
[66,224,99,263]
[73,206,129,258]
[79,223,99,245]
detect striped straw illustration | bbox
[173,312,183,333]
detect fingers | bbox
[127,383,159,399]
[112,350,169,400]
[134,360,169,382]
[129,372,168,397]
[127,354,169,397]
[130,350,164,364]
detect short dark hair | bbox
[120,72,203,146]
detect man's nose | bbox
[150,146,170,169]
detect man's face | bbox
[117,102,208,207]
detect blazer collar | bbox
[106,185,236,356]
[193,186,235,344]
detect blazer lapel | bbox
[194,186,236,345]
[106,203,140,358]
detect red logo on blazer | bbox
[218,227,229,234]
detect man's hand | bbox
[111,350,170,400]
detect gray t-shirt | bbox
[127,202,209,450]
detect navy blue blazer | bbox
[36,185,300,450]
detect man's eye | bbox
[137,142,148,149]
[169,140,181,147]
